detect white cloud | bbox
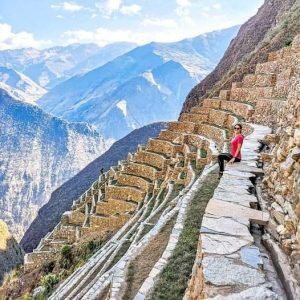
[175,0,193,24]
[0,23,52,50]
[95,0,122,16]
[51,2,89,12]
[142,18,177,28]
[62,24,208,47]
[176,0,191,7]
[63,27,135,46]
[212,3,222,9]
[95,0,141,17]
[120,4,141,16]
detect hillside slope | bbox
[21,122,167,253]
[0,89,109,240]
[182,0,299,113]
[0,66,46,104]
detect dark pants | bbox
[218,153,241,173]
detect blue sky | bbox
[0,0,264,49]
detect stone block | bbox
[133,150,168,170]
[180,112,208,124]
[219,89,231,100]
[202,98,221,109]
[206,199,269,225]
[96,199,137,216]
[105,185,146,203]
[168,121,196,134]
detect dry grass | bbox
[123,216,177,300]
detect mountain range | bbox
[0,89,110,240]
[0,66,46,104]
[0,42,137,89]
[38,26,240,140]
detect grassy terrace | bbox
[148,170,219,300]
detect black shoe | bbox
[219,172,223,179]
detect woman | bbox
[218,123,244,178]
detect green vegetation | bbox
[284,37,293,47]
[200,148,207,158]
[179,172,187,180]
[40,273,59,293]
[177,160,184,167]
[105,239,132,271]
[148,171,219,300]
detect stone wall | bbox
[168,121,196,134]
[252,99,287,128]
[147,138,182,157]
[180,113,208,123]
[117,173,152,192]
[220,100,254,120]
[196,124,226,149]
[208,110,229,128]
[105,186,145,203]
[230,86,274,103]
[159,130,184,143]
[96,199,137,216]
[125,163,162,180]
[262,76,300,281]
[133,150,168,170]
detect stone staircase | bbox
[24,38,300,299]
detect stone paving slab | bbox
[186,123,276,299]
[205,199,269,225]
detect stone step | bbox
[105,185,146,203]
[61,210,86,226]
[133,149,170,170]
[116,173,153,192]
[159,129,185,144]
[268,45,300,61]
[219,100,255,119]
[124,162,163,181]
[88,214,130,231]
[242,73,277,88]
[230,86,274,103]
[168,121,196,134]
[96,199,137,216]
[52,225,77,243]
[146,138,183,158]
[196,123,228,149]
[24,251,57,269]
[202,98,221,109]
[179,112,208,123]
[219,89,231,100]
[208,109,237,129]
[190,106,211,114]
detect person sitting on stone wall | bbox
[218,123,244,178]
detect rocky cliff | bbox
[21,122,167,253]
[182,0,299,113]
[0,89,109,240]
[0,220,24,284]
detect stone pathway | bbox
[185,124,286,299]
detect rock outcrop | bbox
[0,220,24,284]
